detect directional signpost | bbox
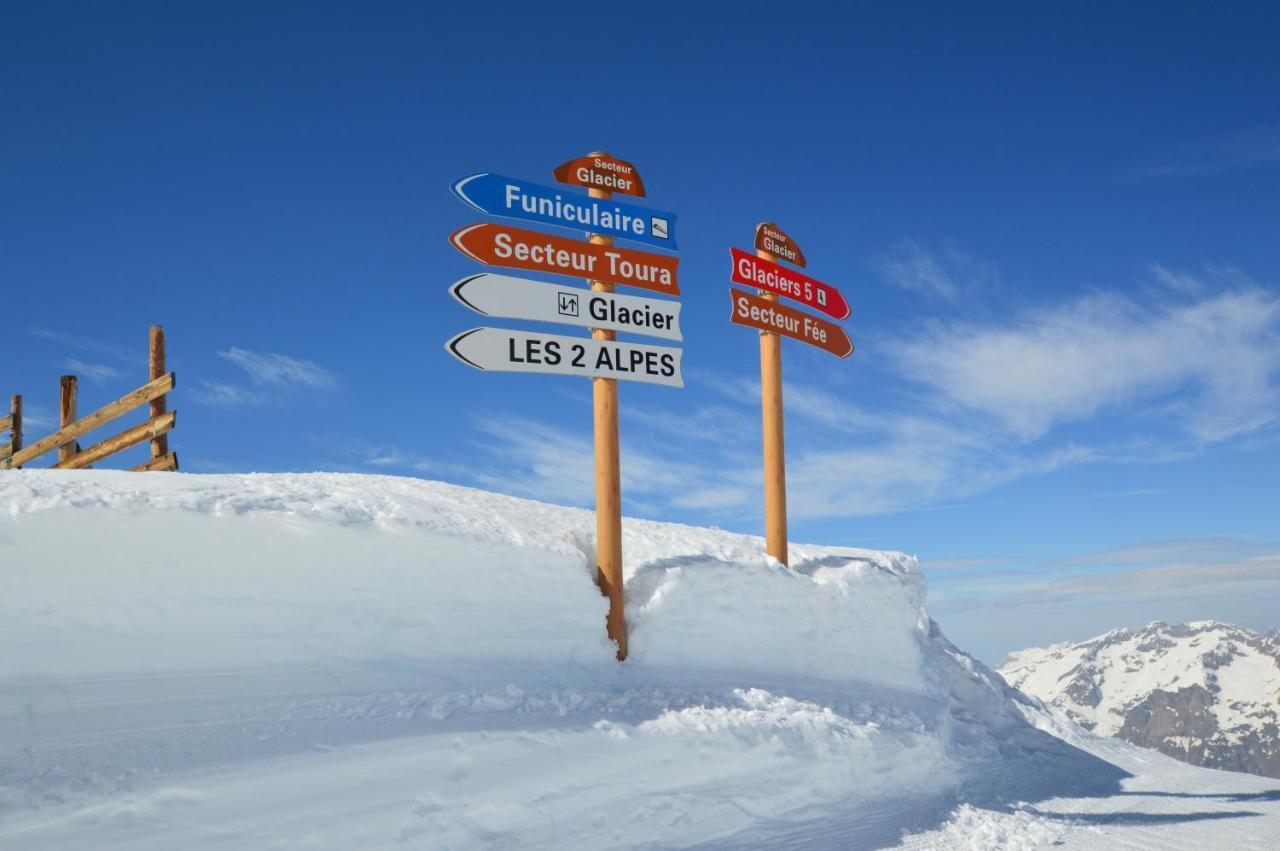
[728,223,854,567]
[446,153,682,660]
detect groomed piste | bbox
[2,471,1278,849]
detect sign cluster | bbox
[726,223,854,568]
[728,225,853,358]
[444,152,684,660]
[441,162,860,649]
[446,157,684,387]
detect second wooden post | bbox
[757,245,789,567]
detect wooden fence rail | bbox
[0,326,177,473]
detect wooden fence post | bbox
[149,325,168,460]
[8,395,20,465]
[59,375,78,464]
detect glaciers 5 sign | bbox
[729,248,849,320]
[451,173,676,249]
[446,328,683,387]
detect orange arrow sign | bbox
[729,288,853,358]
[451,223,679,296]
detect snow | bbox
[3,470,1280,849]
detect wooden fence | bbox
[1,325,178,472]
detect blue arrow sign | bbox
[451,173,678,251]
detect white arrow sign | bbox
[450,273,682,341]
[446,327,683,388]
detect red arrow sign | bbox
[729,289,853,358]
[451,223,679,296]
[729,248,848,320]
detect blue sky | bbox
[4,2,1279,661]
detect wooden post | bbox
[149,325,168,460]
[59,375,78,464]
[588,151,627,660]
[9,394,20,464]
[757,246,789,567]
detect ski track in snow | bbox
[2,470,1279,849]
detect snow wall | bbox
[1,471,929,688]
[0,471,1058,849]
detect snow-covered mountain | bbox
[3,470,1280,849]
[1000,621,1280,778]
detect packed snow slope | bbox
[2,471,1280,850]
[1001,621,1280,778]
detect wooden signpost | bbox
[446,153,682,660]
[728,224,853,566]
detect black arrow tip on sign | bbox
[445,328,486,370]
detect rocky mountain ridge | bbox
[1000,621,1280,778]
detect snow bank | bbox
[0,470,925,689]
[13,471,1235,849]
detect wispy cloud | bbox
[357,443,435,474]
[464,417,723,512]
[29,327,133,361]
[930,538,1280,663]
[1134,125,1280,178]
[878,240,997,301]
[196,348,338,407]
[1053,537,1279,568]
[994,554,1280,609]
[885,284,1280,441]
[193,380,262,406]
[62,359,124,384]
[928,538,1280,611]
[217,348,337,390]
[15,403,56,432]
